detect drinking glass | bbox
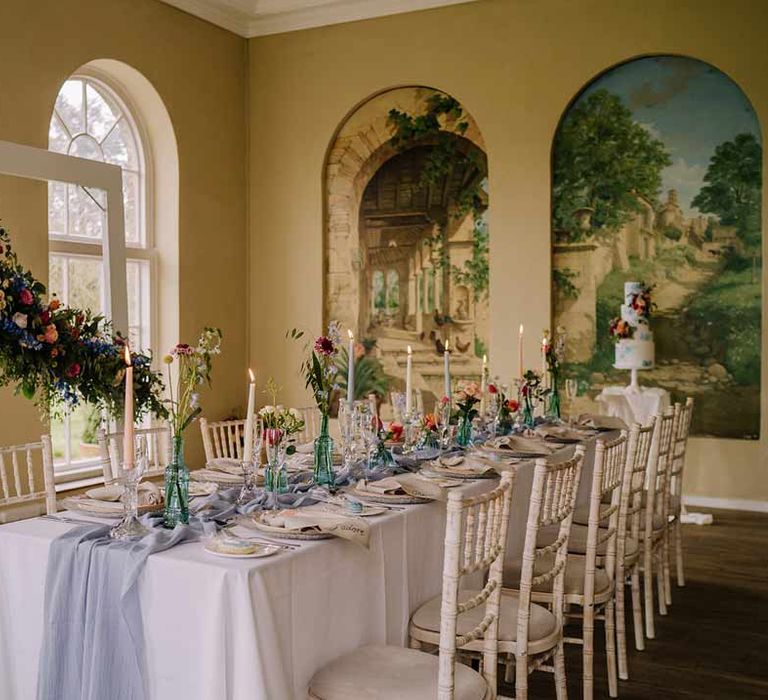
[238,416,263,504]
[110,437,151,540]
[437,399,453,450]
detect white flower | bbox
[276,404,285,414]
[12,312,27,329]
[259,405,275,415]
[289,408,302,420]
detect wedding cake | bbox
[610,282,654,370]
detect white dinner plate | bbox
[203,541,281,559]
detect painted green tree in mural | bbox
[552,89,671,238]
[692,133,762,249]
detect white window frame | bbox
[0,139,127,483]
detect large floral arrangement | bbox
[162,327,222,438]
[0,225,165,419]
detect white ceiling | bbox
[158,0,479,37]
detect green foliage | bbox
[452,217,489,301]
[81,407,102,445]
[553,89,671,237]
[387,92,486,218]
[686,267,761,385]
[473,335,487,359]
[553,268,580,299]
[662,225,683,241]
[692,133,762,248]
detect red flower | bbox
[506,399,520,412]
[40,310,50,324]
[19,288,33,305]
[314,336,335,356]
[389,422,404,441]
[440,395,450,405]
[265,427,283,446]
[65,363,81,378]
[488,384,498,394]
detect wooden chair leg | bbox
[630,569,645,651]
[656,548,667,617]
[583,601,594,700]
[504,656,514,683]
[663,528,672,607]
[516,655,529,700]
[605,599,618,698]
[553,641,567,700]
[409,637,422,650]
[616,573,629,680]
[643,547,655,639]
[675,518,685,587]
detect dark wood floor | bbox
[506,509,768,699]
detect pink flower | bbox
[265,427,283,446]
[38,324,58,344]
[462,382,481,398]
[65,363,81,378]
[172,343,194,356]
[19,288,33,305]
[40,310,50,324]
[354,342,365,360]
[440,395,450,405]
[314,336,335,356]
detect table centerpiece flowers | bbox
[454,381,481,447]
[488,384,519,435]
[542,327,566,420]
[162,327,222,527]
[521,370,542,428]
[259,380,305,493]
[290,322,341,486]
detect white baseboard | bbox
[683,495,768,513]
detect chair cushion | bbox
[504,553,612,598]
[538,523,638,558]
[410,590,559,655]
[573,503,614,526]
[308,645,488,700]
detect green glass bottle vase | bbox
[163,434,189,527]
[313,413,335,487]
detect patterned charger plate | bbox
[420,465,496,480]
[61,496,160,519]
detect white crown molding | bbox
[683,495,768,514]
[158,0,479,38]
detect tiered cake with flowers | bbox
[610,282,655,373]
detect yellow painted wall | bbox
[0,0,248,466]
[247,0,768,504]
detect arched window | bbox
[372,270,385,312]
[386,269,399,311]
[48,75,153,471]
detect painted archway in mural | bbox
[324,87,489,403]
[551,56,762,439]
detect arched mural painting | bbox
[325,87,489,406]
[552,56,762,439]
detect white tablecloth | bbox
[0,439,602,700]
[596,386,671,427]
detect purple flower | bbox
[314,336,335,356]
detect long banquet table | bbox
[0,437,601,700]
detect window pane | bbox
[48,255,64,299]
[67,256,103,314]
[127,258,150,352]
[51,404,102,471]
[48,115,69,153]
[55,79,84,135]
[69,133,103,162]
[67,184,105,240]
[86,82,119,142]
[48,181,67,236]
[102,119,138,169]
[123,171,141,246]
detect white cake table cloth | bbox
[596,385,671,426]
[0,438,604,700]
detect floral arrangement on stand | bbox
[542,327,566,420]
[488,383,519,435]
[289,322,341,486]
[161,327,223,527]
[0,225,165,419]
[454,381,481,446]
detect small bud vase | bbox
[163,434,189,528]
[456,415,473,447]
[313,413,335,487]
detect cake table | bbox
[596,385,671,426]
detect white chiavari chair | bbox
[309,472,515,700]
[199,417,246,463]
[639,407,676,639]
[515,437,625,700]
[668,397,694,590]
[0,436,57,515]
[296,406,321,444]
[97,425,172,484]
[428,448,582,699]
[615,420,655,681]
